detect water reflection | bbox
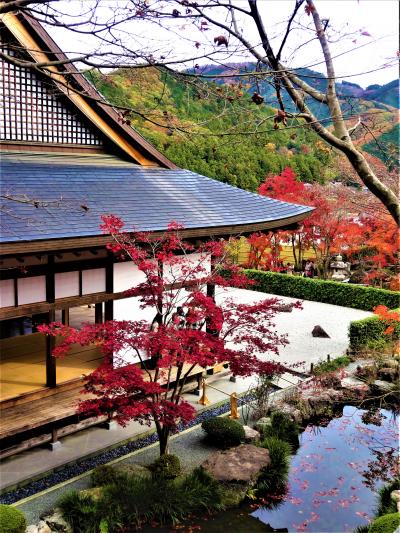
[252,405,399,532]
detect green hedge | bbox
[349,312,400,351]
[245,270,400,311]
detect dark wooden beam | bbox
[104,254,114,322]
[61,308,69,326]
[46,310,56,388]
[45,255,56,388]
[95,303,103,324]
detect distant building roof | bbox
[0,152,313,246]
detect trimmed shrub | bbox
[368,513,400,533]
[0,505,27,533]
[258,436,291,493]
[91,464,120,487]
[245,270,400,311]
[202,416,245,447]
[262,411,299,446]
[349,314,400,351]
[150,454,181,480]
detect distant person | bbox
[305,260,313,278]
[286,262,294,275]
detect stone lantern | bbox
[330,254,351,282]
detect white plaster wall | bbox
[113,261,147,292]
[18,275,46,305]
[55,271,79,299]
[82,268,106,294]
[0,279,14,308]
[163,252,210,284]
[113,261,152,366]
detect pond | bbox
[146,405,398,532]
[252,405,398,532]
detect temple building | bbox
[0,10,312,456]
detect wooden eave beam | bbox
[0,212,311,257]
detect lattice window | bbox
[0,46,103,145]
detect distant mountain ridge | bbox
[192,62,399,113]
[337,79,399,109]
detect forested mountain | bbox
[86,65,398,189]
[337,79,399,109]
[87,67,334,190]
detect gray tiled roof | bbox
[0,152,312,243]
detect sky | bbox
[43,0,399,88]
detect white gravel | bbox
[216,287,372,372]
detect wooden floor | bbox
[0,306,102,401]
[0,383,85,439]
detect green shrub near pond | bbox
[244,270,400,311]
[58,467,224,531]
[0,505,27,533]
[201,416,245,447]
[349,313,400,351]
[262,411,299,447]
[257,436,291,493]
[376,478,400,517]
[368,512,400,533]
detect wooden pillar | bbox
[46,254,56,388]
[104,254,114,321]
[61,309,69,326]
[206,253,216,335]
[46,310,56,388]
[95,303,103,324]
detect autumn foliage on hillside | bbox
[254,167,398,288]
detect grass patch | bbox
[58,466,224,531]
[257,436,291,493]
[312,355,351,375]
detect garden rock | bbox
[38,522,52,533]
[311,325,330,338]
[254,417,271,433]
[378,367,398,382]
[278,403,304,424]
[371,380,395,394]
[243,425,260,443]
[41,509,72,533]
[26,526,40,533]
[340,376,369,391]
[391,490,400,512]
[202,444,270,484]
[301,389,343,414]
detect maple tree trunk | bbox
[155,421,171,456]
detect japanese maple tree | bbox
[39,217,299,455]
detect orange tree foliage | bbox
[255,167,399,286]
